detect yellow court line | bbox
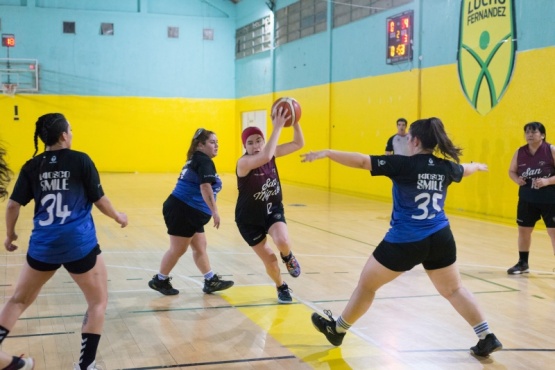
[221,285,407,369]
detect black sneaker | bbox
[203,274,234,294]
[148,275,179,295]
[15,356,34,370]
[507,261,529,275]
[311,309,346,346]
[281,252,301,278]
[471,333,503,357]
[277,282,293,304]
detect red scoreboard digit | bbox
[386,11,413,64]
[2,34,16,47]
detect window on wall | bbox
[63,21,76,34]
[168,26,179,39]
[333,0,413,28]
[203,28,214,40]
[235,15,272,59]
[275,0,327,47]
[100,23,114,35]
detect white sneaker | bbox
[73,361,100,370]
[20,357,34,369]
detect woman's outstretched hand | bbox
[300,150,328,163]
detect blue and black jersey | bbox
[371,154,464,243]
[171,151,222,215]
[10,149,104,264]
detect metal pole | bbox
[6,47,10,84]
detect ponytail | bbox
[409,118,462,163]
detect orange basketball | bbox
[271,97,301,127]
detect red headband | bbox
[241,127,264,147]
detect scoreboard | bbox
[386,11,413,64]
[2,34,15,47]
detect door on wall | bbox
[241,110,267,151]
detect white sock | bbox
[473,321,491,340]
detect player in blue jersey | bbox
[2,113,128,370]
[148,128,233,296]
[0,146,34,370]
[235,107,304,304]
[302,117,502,357]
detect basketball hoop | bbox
[2,83,17,97]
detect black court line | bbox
[129,301,301,314]
[119,355,296,369]
[461,272,519,292]
[313,287,518,304]
[8,331,74,338]
[188,274,234,278]
[400,348,555,353]
[132,281,517,314]
[287,218,378,247]
[19,314,84,320]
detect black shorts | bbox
[516,199,555,228]
[163,194,211,237]
[373,226,456,272]
[236,208,286,247]
[27,245,101,274]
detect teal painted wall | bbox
[0,0,236,97]
[235,0,555,97]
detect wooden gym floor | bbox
[1,173,554,369]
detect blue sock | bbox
[204,271,214,280]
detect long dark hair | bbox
[409,117,462,163]
[186,128,215,160]
[0,146,12,199]
[33,113,69,157]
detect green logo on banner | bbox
[457,0,517,115]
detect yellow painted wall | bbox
[0,95,236,174]
[326,69,420,200]
[419,47,555,222]
[1,47,552,224]
[268,47,554,224]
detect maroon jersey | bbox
[517,142,555,203]
[235,156,283,225]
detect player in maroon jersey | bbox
[507,122,555,274]
[235,107,304,304]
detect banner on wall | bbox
[457,0,517,115]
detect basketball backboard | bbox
[0,58,39,95]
